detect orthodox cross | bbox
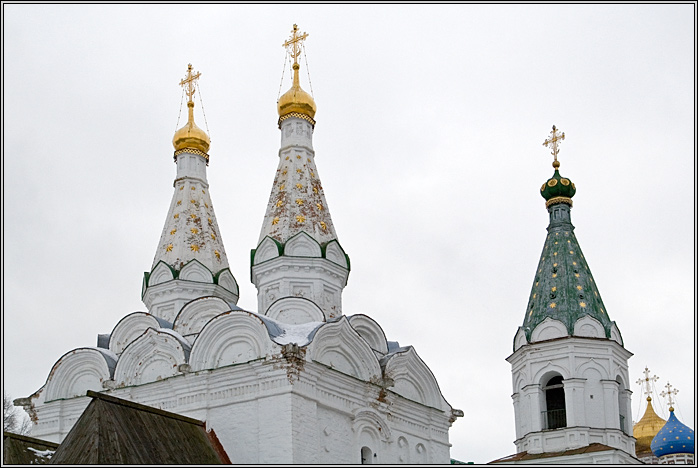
[179,63,201,104]
[636,366,659,400]
[543,125,565,167]
[661,382,679,410]
[283,24,308,65]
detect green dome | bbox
[540,168,576,205]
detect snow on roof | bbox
[255,314,324,346]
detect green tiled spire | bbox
[522,126,617,342]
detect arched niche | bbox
[348,315,388,354]
[513,327,528,351]
[253,236,282,265]
[189,311,274,372]
[173,296,231,338]
[149,260,175,286]
[573,315,605,338]
[530,317,568,342]
[284,231,322,258]
[113,328,189,387]
[397,436,410,463]
[382,346,450,411]
[324,240,348,269]
[109,312,170,355]
[214,268,239,296]
[576,360,609,381]
[179,259,214,283]
[44,348,115,401]
[266,296,325,325]
[308,317,381,382]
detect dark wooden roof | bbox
[488,442,628,463]
[48,390,230,464]
[3,431,59,465]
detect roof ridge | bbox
[2,431,60,448]
[86,390,205,426]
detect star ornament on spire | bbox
[283,23,309,65]
[661,382,679,410]
[543,125,565,169]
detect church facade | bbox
[18,26,461,464]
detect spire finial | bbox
[636,366,660,401]
[283,24,309,67]
[179,63,201,106]
[661,382,679,411]
[543,125,565,169]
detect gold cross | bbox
[179,63,201,103]
[543,125,565,166]
[636,367,659,398]
[661,382,679,410]
[283,24,308,65]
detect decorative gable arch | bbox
[382,347,450,411]
[513,327,528,351]
[189,311,274,371]
[530,317,568,342]
[109,312,169,355]
[113,328,189,387]
[252,236,282,265]
[179,259,214,283]
[348,314,388,354]
[173,296,231,338]
[148,260,176,286]
[324,239,348,269]
[573,315,605,338]
[44,348,116,401]
[284,231,322,258]
[308,317,381,381]
[214,268,239,295]
[265,296,325,324]
[353,408,392,442]
[609,321,624,345]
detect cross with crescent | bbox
[283,24,309,65]
[661,382,679,410]
[179,63,201,103]
[543,125,565,166]
[636,366,659,400]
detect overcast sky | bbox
[3,4,695,464]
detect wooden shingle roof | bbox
[48,390,230,464]
[3,432,59,465]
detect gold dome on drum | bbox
[277,62,316,119]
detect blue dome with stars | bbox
[651,410,694,457]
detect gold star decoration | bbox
[533,293,537,298]
[191,186,196,191]
[573,261,577,265]
[579,302,586,308]
[208,217,212,224]
[280,184,285,191]
[575,273,580,278]
[310,171,315,178]
[296,155,301,159]
[272,217,279,225]
[569,251,574,254]
[276,200,283,207]
[295,198,304,205]
[190,199,196,204]
[307,157,311,162]
[296,215,306,223]
[316,203,323,210]
[320,221,327,230]
[205,203,209,208]
[594,291,598,296]
[553,263,558,267]
[191,228,199,234]
[177,200,182,205]
[529,310,534,317]
[551,287,557,292]
[166,244,173,252]
[568,240,571,243]
[282,170,288,175]
[211,233,216,240]
[296,183,303,189]
[174,213,179,219]
[296,168,302,173]
[190,214,197,219]
[535,282,539,286]
[202,190,205,194]
[285,156,290,160]
[180,186,184,190]
[552,273,557,278]
[313,187,318,194]
[577,285,582,290]
[214,250,221,259]
[550,303,557,308]
[600,308,605,314]
[191,244,199,252]
[555,241,558,245]
[554,252,558,256]
[170,229,177,235]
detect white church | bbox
[16,25,689,465]
[18,26,461,464]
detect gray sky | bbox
[3,4,695,463]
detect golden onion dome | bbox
[173,101,210,153]
[633,397,667,455]
[277,62,316,119]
